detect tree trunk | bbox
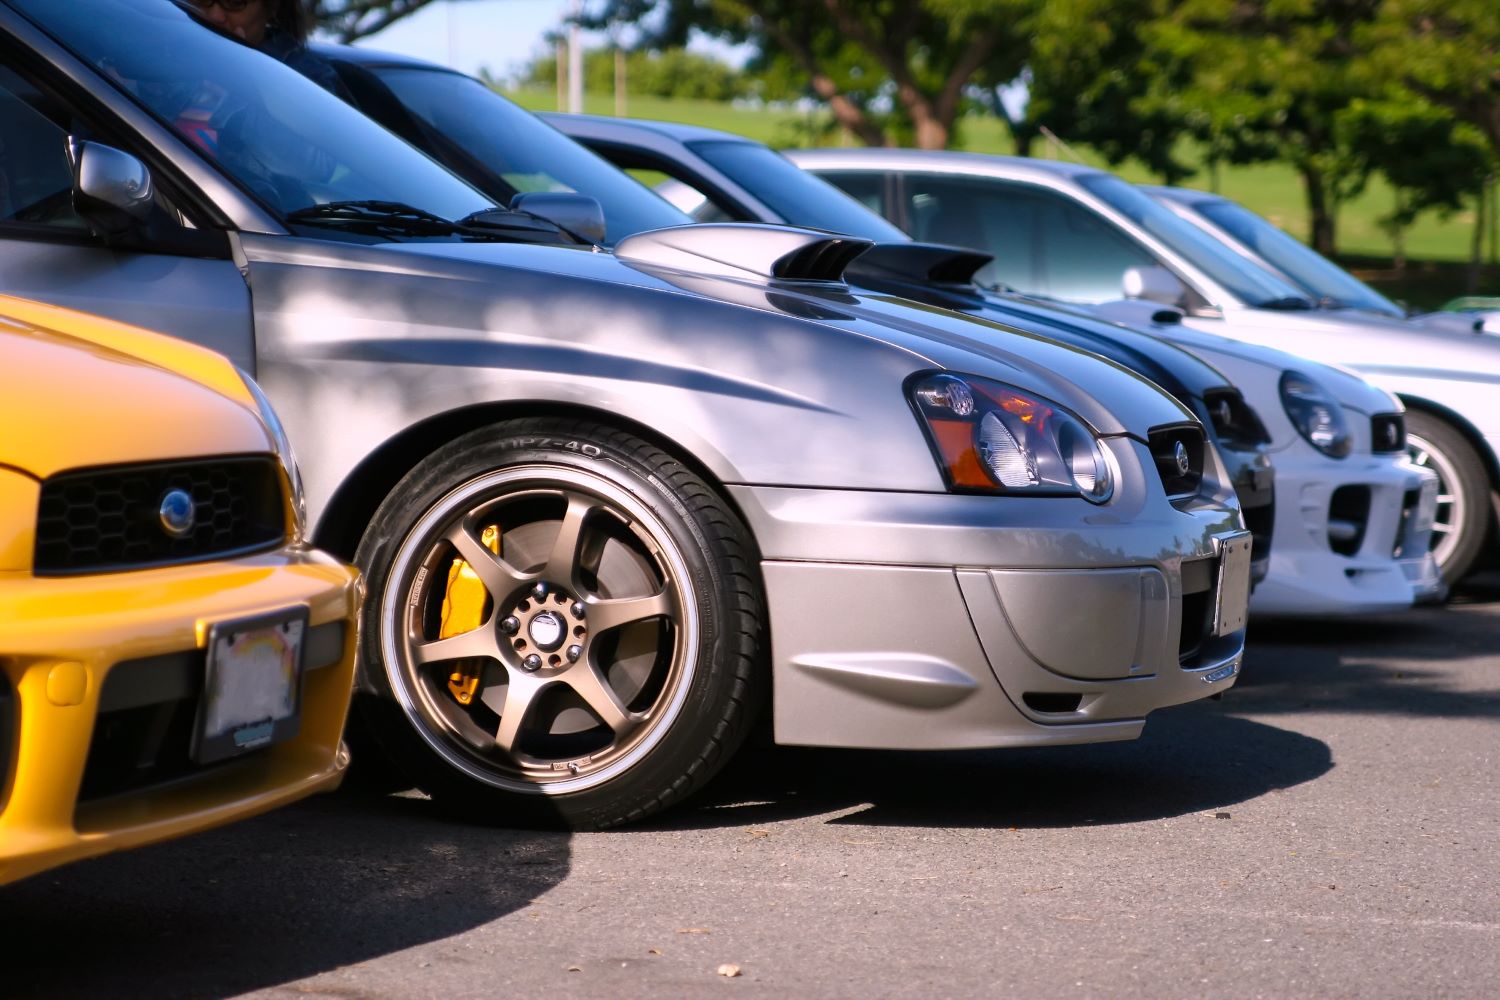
[1300,164,1337,255]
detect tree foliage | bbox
[312,0,468,43]
[518,46,757,102]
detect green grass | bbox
[508,88,1498,296]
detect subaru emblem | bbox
[1173,440,1191,477]
[158,488,196,538]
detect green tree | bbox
[518,46,754,102]
[312,0,468,42]
[580,0,1036,149]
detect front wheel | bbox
[1405,409,1492,586]
[353,419,766,828]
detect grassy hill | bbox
[507,88,1498,307]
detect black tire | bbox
[352,418,766,829]
[1405,409,1492,586]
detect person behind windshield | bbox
[186,0,349,99]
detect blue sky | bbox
[347,1,582,82]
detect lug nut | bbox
[533,582,549,600]
[522,654,543,672]
[499,616,520,635]
[571,601,585,619]
[566,644,583,663]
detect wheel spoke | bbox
[543,495,600,586]
[1431,521,1455,535]
[585,591,672,634]
[447,521,530,597]
[411,626,501,666]
[493,673,547,757]
[565,663,633,733]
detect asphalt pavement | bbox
[4,576,1497,999]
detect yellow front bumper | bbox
[0,548,359,886]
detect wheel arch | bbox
[1398,395,1500,492]
[311,400,757,564]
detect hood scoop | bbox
[845,241,995,286]
[614,224,873,283]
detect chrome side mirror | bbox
[510,192,607,245]
[68,138,155,235]
[1122,265,1188,307]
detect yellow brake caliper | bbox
[441,524,500,706]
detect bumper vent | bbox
[1371,413,1406,453]
[1147,423,1206,500]
[1328,485,1372,556]
[35,456,285,576]
[1204,389,1271,448]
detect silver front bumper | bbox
[730,442,1247,751]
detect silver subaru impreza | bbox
[0,0,1248,827]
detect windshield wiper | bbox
[285,200,460,235]
[1256,295,1316,311]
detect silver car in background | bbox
[794,148,1490,586]
[521,115,1436,614]
[0,0,1249,827]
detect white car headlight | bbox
[237,368,306,541]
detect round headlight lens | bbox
[1279,371,1352,458]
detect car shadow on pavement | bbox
[645,705,1329,832]
[0,789,570,998]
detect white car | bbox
[792,148,1498,584]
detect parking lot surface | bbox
[4,577,1497,999]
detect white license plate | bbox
[193,608,306,764]
[1212,532,1253,637]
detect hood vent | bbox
[846,241,995,286]
[614,224,873,284]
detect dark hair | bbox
[267,0,312,43]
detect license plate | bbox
[193,608,307,765]
[1212,531,1253,637]
[1415,477,1438,535]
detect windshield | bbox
[1077,174,1315,309]
[368,67,691,246]
[689,140,911,243]
[13,0,493,226]
[1194,199,1404,316]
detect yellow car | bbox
[0,295,359,886]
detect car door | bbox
[0,55,254,369]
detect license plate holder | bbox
[193,608,307,765]
[1212,531,1253,637]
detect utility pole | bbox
[567,0,584,114]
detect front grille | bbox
[1148,423,1206,500]
[1371,413,1406,453]
[1204,389,1272,448]
[1328,485,1372,556]
[35,456,284,575]
[1178,556,1215,663]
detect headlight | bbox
[237,368,307,540]
[1279,371,1352,458]
[909,372,1114,503]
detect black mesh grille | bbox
[35,457,285,575]
[1204,389,1272,448]
[1148,423,1206,500]
[1371,413,1406,453]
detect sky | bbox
[347,1,584,83]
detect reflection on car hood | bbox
[373,240,1194,437]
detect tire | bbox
[352,418,766,829]
[1405,409,1492,586]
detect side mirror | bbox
[68,138,155,237]
[1122,265,1188,307]
[510,192,606,245]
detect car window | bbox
[899,173,1039,293]
[1036,195,1157,302]
[0,65,88,232]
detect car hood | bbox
[378,237,1194,438]
[0,296,269,478]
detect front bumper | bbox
[0,549,359,887]
[728,440,1247,750]
[1250,447,1443,615]
[1219,444,1275,586]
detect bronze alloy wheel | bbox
[355,419,765,828]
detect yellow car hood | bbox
[0,296,271,479]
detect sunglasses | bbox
[187,0,262,11]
